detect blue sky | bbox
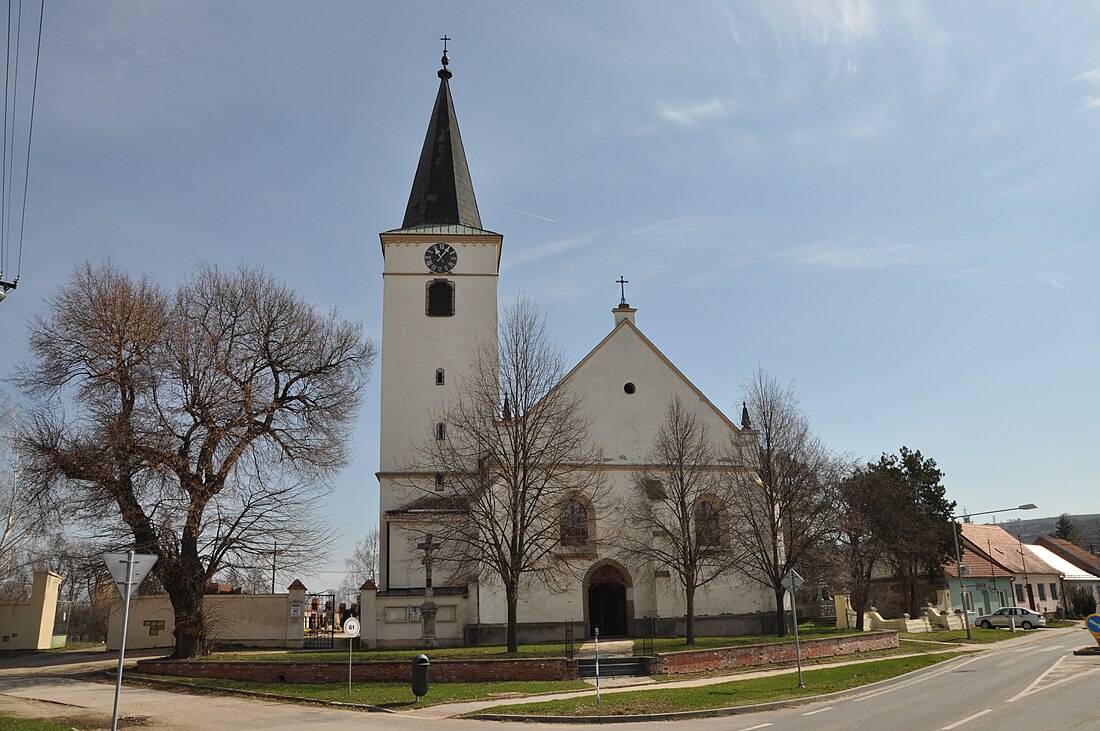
[0,1,1097,592]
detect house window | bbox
[426,280,455,316]
[1050,583,1058,600]
[963,591,972,612]
[1015,584,1025,603]
[436,423,446,440]
[435,473,444,491]
[998,591,1007,607]
[435,368,445,385]
[1038,583,1047,601]
[560,498,589,546]
[696,500,721,547]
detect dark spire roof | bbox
[401,50,483,230]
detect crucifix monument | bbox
[417,533,442,648]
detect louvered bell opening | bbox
[426,280,455,316]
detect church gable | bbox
[562,318,742,464]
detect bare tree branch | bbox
[13,261,374,657]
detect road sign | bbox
[1087,614,1100,646]
[103,553,158,599]
[343,617,361,638]
[783,569,804,594]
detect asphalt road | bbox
[1,628,1097,730]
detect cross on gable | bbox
[616,275,629,307]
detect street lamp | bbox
[951,503,1037,640]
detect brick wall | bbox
[135,657,579,683]
[655,631,898,676]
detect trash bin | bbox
[412,653,430,699]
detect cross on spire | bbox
[616,275,629,307]
[437,35,453,79]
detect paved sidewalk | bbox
[574,638,633,659]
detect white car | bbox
[975,607,1046,630]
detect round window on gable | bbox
[624,382,636,394]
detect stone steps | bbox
[576,657,649,678]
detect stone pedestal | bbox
[419,598,439,649]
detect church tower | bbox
[377,49,502,590]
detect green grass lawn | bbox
[472,654,958,717]
[207,642,572,663]
[636,625,862,655]
[899,627,1020,644]
[0,716,91,731]
[128,674,588,708]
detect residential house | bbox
[943,534,1015,622]
[1035,536,1100,609]
[1029,541,1100,612]
[961,524,1062,615]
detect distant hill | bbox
[971,513,1100,547]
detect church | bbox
[362,50,776,648]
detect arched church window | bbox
[426,280,455,317]
[696,500,721,547]
[435,368,445,385]
[560,498,589,546]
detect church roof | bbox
[400,54,483,230]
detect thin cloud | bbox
[659,99,733,127]
[1036,272,1070,289]
[1074,69,1100,84]
[777,239,914,270]
[493,203,557,223]
[1081,96,1100,110]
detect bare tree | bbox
[615,396,738,644]
[726,369,839,635]
[836,465,889,630]
[406,296,604,652]
[15,261,374,658]
[0,393,53,597]
[340,527,379,599]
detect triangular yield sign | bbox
[103,553,158,600]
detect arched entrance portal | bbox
[586,563,630,637]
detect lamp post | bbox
[951,503,1037,640]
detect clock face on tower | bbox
[425,243,458,273]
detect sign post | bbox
[343,616,361,695]
[103,551,157,731]
[784,569,805,689]
[594,627,600,706]
[1086,614,1100,647]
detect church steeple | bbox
[402,43,483,230]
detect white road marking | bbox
[1006,655,1065,702]
[852,655,985,703]
[737,725,773,731]
[942,709,993,729]
[802,706,834,716]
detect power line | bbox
[0,0,43,287]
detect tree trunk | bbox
[774,584,787,636]
[685,586,695,645]
[505,584,519,654]
[167,582,208,659]
[851,585,868,631]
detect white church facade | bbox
[363,52,775,647]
